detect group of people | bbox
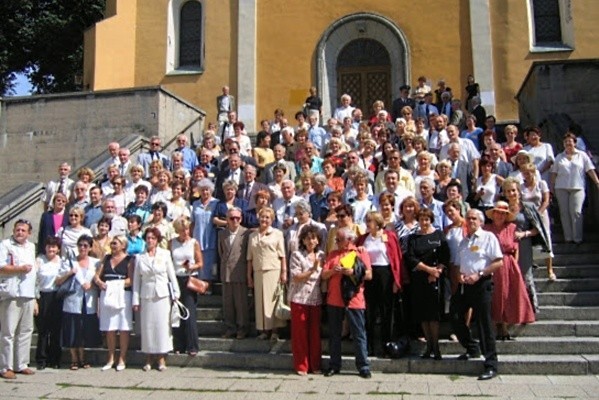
[0,79,598,382]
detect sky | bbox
[12,73,33,96]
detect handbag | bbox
[187,275,209,294]
[170,298,190,328]
[273,282,291,320]
[101,280,125,310]
[0,276,18,299]
[56,252,77,300]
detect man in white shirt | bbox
[216,86,235,125]
[90,199,127,237]
[41,162,75,211]
[374,150,415,195]
[414,93,438,128]
[272,180,301,230]
[219,111,237,144]
[333,94,355,122]
[439,124,480,176]
[451,208,502,381]
[0,220,37,379]
[102,142,121,177]
[374,170,413,215]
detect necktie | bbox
[284,203,291,219]
[57,179,65,194]
[245,183,252,202]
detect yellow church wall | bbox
[254,0,474,125]
[84,0,137,90]
[132,0,238,124]
[490,0,599,122]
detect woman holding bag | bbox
[56,235,101,370]
[288,226,325,375]
[170,217,203,356]
[132,227,180,371]
[94,235,134,371]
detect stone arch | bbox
[315,13,411,119]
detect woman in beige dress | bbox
[246,207,287,341]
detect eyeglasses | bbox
[77,243,90,248]
[466,217,479,221]
[69,214,80,217]
[109,241,120,246]
[228,216,241,221]
[150,142,161,146]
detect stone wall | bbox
[0,87,205,196]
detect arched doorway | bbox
[337,39,391,116]
[315,13,411,119]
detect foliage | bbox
[0,0,106,95]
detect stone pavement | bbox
[3,367,599,399]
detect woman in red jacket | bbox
[356,211,404,357]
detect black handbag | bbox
[55,252,77,300]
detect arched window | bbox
[166,0,204,74]
[179,1,202,69]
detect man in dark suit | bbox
[470,96,487,130]
[391,85,416,121]
[236,165,267,209]
[215,154,245,201]
[447,143,473,199]
[217,207,250,339]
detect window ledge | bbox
[530,44,573,53]
[166,68,204,76]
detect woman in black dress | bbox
[405,209,450,360]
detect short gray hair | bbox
[312,173,327,186]
[337,226,357,243]
[196,178,215,192]
[467,208,485,223]
[294,199,312,215]
[419,177,435,189]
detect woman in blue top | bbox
[461,115,483,150]
[191,178,219,283]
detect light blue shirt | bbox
[308,125,327,151]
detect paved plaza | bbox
[3,367,599,399]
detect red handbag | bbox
[187,275,209,294]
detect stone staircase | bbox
[31,235,599,375]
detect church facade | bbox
[83,0,597,130]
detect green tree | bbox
[0,0,106,95]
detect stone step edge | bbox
[32,348,599,375]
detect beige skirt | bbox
[254,269,286,331]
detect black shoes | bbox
[359,369,372,379]
[478,368,498,380]
[324,368,339,377]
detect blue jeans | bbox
[327,305,370,373]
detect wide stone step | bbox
[536,306,599,321]
[551,242,599,254]
[511,321,599,337]
[29,347,599,375]
[537,291,599,306]
[551,254,599,265]
[535,278,599,292]
[534,265,599,278]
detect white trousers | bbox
[555,188,586,243]
[0,298,34,372]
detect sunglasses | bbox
[228,216,241,221]
[69,214,80,217]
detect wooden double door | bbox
[337,66,391,117]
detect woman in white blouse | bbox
[56,235,101,370]
[523,126,554,185]
[34,237,63,370]
[550,132,599,244]
[132,227,180,371]
[288,226,325,375]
